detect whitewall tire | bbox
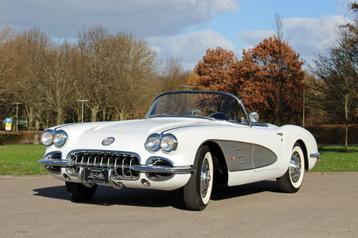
[277,144,305,193]
[183,145,214,210]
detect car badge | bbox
[102,137,115,146]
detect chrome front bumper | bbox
[38,158,193,174]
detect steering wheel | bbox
[210,112,226,120]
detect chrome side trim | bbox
[310,152,320,158]
[131,165,193,174]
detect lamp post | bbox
[76,99,89,123]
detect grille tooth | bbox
[69,150,140,180]
[80,155,84,165]
[122,158,126,177]
[129,158,133,177]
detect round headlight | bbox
[41,130,54,146]
[160,134,178,152]
[145,134,161,152]
[53,130,68,147]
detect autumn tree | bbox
[0,25,163,129]
[302,72,328,126]
[190,47,239,93]
[40,43,79,125]
[77,26,158,121]
[239,35,304,125]
[160,58,189,91]
[312,2,358,149]
[12,29,51,130]
[0,27,16,119]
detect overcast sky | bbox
[0,0,354,69]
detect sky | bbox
[0,0,355,70]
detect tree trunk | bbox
[26,105,35,130]
[345,125,348,151]
[344,94,349,151]
[277,81,285,126]
[102,108,106,121]
[33,119,40,144]
[90,105,99,122]
[56,107,63,125]
[302,88,305,127]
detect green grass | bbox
[0,144,357,175]
[0,144,46,175]
[312,146,358,172]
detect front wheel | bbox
[65,182,97,202]
[182,145,214,211]
[277,144,305,193]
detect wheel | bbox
[183,145,214,211]
[65,182,97,202]
[277,144,305,193]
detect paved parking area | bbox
[0,172,357,238]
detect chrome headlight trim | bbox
[41,129,55,146]
[145,133,161,152]
[160,134,178,152]
[53,130,68,147]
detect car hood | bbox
[52,118,212,151]
[58,118,212,136]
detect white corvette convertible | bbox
[39,90,319,210]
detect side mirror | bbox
[249,112,259,122]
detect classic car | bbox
[39,90,320,210]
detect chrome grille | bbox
[68,150,140,180]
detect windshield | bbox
[147,91,248,124]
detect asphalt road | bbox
[0,173,357,238]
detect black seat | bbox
[210,112,227,120]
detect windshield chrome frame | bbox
[145,90,250,125]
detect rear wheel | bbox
[183,145,214,211]
[277,144,305,193]
[65,182,97,202]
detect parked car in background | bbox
[39,90,320,210]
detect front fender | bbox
[280,125,319,170]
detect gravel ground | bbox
[0,172,357,238]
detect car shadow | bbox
[211,180,280,200]
[33,180,280,209]
[33,185,181,208]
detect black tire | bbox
[65,182,97,202]
[183,145,214,211]
[277,144,305,193]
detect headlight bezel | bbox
[53,130,68,147]
[145,133,178,153]
[160,134,178,152]
[41,129,55,146]
[145,133,162,152]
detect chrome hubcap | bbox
[200,158,211,198]
[289,151,301,183]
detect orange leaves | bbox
[239,37,304,124]
[191,47,238,93]
[191,37,304,124]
